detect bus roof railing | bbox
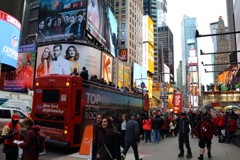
[82,79,144,99]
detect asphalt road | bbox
[0,144,79,160]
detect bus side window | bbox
[75,89,81,116]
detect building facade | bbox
[106,0,115,13]
[115,0,143,66]
[157,26,174,81]
[181,15,198,106]
[210,22,218,83]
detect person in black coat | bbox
[121,113,142,160]
[97,117,121,160]
[152,114,163,143]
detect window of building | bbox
[121,31,126,37]
[115,9,119,14]
[116,2,119,7]
[121,23,125,29]
[122,0,125,6]
[121,8,125,13]
[121,39,125,45]
[121,15,125,21]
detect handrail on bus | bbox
[81,79,145,99]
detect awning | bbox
[170,84,180,90]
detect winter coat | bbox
[218,116,226,127]
[19,125,40,160]
[227,117,237,132]
[151,118,163,130]
[124,119,140,143]
[212,115,219,125]
[161,120,167,130]
[195,119,217,139]
[169,122,176,130]
[142,119,152,130]
[80,70,89,80]
[176,117,193,133]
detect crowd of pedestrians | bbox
[91,109,239,160]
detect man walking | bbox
[176,112,194,158]
[195,113,217,160]
[152,114,163,143]
[122,113,142,160]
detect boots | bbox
[178,153,184,158]
[208,151,212,158]
[198,154,203,160]
[186,154,192,159]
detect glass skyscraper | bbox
[181,15,198,106]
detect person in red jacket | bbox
[212,113,220,136]
[142,116,152,144]
[217,113,226,136]
[195,113,217,160]
[226,113,238,143]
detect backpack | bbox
[35,132,46,153]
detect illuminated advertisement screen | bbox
[87,0,116,55]
[148,44,154,73]
[133,62,148,89]
[148,77,153,98]
[37,0,87,42]
[188,57,198,66]
[36,44,101,78]
[142,15,154,46]
[164,64,170,83]
[118,62,124,87]
[0,10,21,71]
[102,52,112,84]
[4,44,36,92]
[119,49,127,61]
[190,66,197,72]
[187,38,195,44]
[123,65,131,88]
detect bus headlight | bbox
[36,82,39,86]
[64,130,68,134]
[66,82,70,86]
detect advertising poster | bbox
[189,66,197,72]
[119,49,127,61]
[164,64,170,83]
[148,77,153,98]
[37,0,87,42]
[188,57,198,66]
[189,46,196,57]
[142,15,154,46]
[101,52,112,84]
[36,44,101,78]
[133,62,148,89]
[148,44,154,73]
[187,38,195,44]
[118,62,124,87]
[0,10,21,71]
[87,0,117,55]
[123,65,131,88]
[83,88,142,125]
[4,44,36,92]
[173,94,182,113]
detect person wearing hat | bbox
[195,113,217,160]
[176,112,194,158]
[121,113,143,160]
[1,114,23,160]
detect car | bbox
[0,108,27,134]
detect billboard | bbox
[102,52,112,84]
[191,72,198,83]
[133,62,148,89]
[119,49,127,61]
[4,44,36,92]
[148,44,154,73]
[173,94,183,113]
[164,64,170,83]
[187,38,195,44]
[148,77,153,98]
[191,96,198,107]
[36,44,101,78]
[123,65,131,88]
[189,66,197,72]
[118,61,124,87]
[37,0,87,42]
[189,46,196,57]
[142,15,154,46]
[87,0,117,56]
[0,10,21,71]
[142,43,148,70]
[188,57,198,66]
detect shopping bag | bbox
[18,146,23,159]
[221,129,225,136]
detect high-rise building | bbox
[157,26,174,81]
[210,22,218,83]
[115,0,143,66]
[214,16,230,84]
[181,15,198,106]
[143,0,167,80]
[177,60,182,89]
[106,0,115,13]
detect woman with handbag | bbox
[96,117,121,160]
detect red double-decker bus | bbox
[32,75,143,148]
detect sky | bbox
[166,0,228,86]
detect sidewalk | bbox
[52,136,239,160]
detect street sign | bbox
[141,82,145,89]
[160,96,168,99]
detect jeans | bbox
[178,133,192,155]
[122,142,140,160]
[153,129,161,143]
[144,130,151,143]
